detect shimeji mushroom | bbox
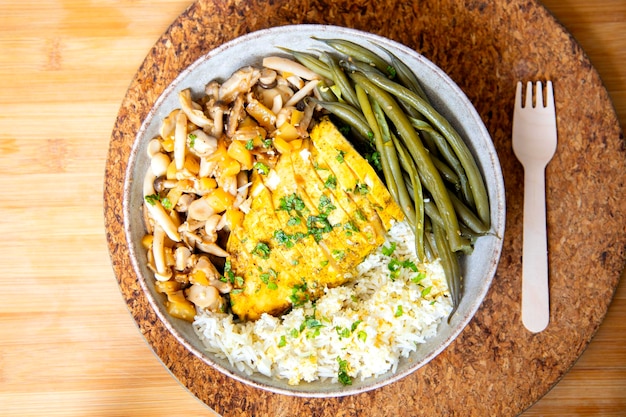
[178,88,213,129]
[143,171,180,242]
[218,66,261,104]
[152,225,172,282]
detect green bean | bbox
[354,84,398,202]
[320,52,360,109]
[373,104,416,226]
[277,47,333,80]
[356,68,490,227]
[391,132,425,260]
[349,71,471,254]
[308,98,373,147]
[448,191,489,235]
[376,44,429,102]
[432,219,462,318]
[431,155,461,189]
[315,79,339,102]
[314,37,397,79]
[341,59,424,120]
[423,232,436,263]
[409,117,473,208]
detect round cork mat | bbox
[104,0,626,415]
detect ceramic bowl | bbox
[123,24,506,397]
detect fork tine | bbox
[545,81,554,109]
[525,81,533,108]
[515,81,523,108]
[535,81,544,108]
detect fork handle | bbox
[521,164,550,333]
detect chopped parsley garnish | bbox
[253,161,270,175]
[335,326,351,339]
[279,193,306,213]
[357,330,367,342]
[386,65,397,79]
[278,335,287,347]
[187,133,197,147]
[343,221,359,235]
[145,194,173,210]
[412,272,426,284]
[354,210,367,222]
[273,229,306,249]
[324,174,337,189]
[306,215,333,242]
[395,305,404,317]
[260,268,278,290]
[245,139,254,150]
[337,357,352,386]
[144,194,160,206]
[332,249,345,261]
[252,242,271,259]
[317,195,336,216]
[354,182,370,195]
[336,149,346,163]
[160,197,173,210]
[382,242,397,256]
[421,286,432,297]
[289,281,309,307]
[287,216,301,226]
[263,138,273,148]
[366,151,382,171]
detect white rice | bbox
[192,220,452,385]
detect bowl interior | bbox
[123,24,505,397]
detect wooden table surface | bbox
[1,1,624,416]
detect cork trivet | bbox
[104,0,626,416]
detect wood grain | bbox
[1,1,624,416]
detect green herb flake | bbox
[382,242,397,256]
[324,174,337,190]
[144,194,159,206]
[336,149,346,163]
[366,151,382,171]
[245,139,254,150]
[332,249,345,261]
[412,271,426,284]
[354,182,370,195]
[252,242,271,259]
[421,286,432,297]
[278,335,287,347]
[357,330,367,342]
[343,221,359,235]
[287,216,301,226]
[253,162,270,175]
[395,305,404,317]
[337,357,352,386]
[279,193,306,213]
[188,133,197,147]
[160,197,173,210]
[336,326,351,339]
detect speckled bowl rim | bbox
[122,24,506,397]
